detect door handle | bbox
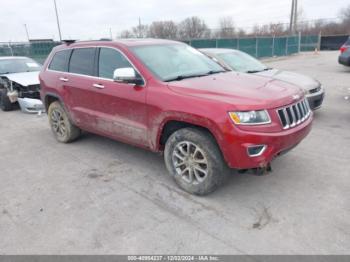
[92,83,105,89]
[59,77,69,82]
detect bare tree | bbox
[269,23,286,36]
[148,21,178,39]
[340,5,350,24]
[178,16,210,39]
[132,24,149,38]
[218,17,236,38]
[119,30,134,38]
[252,24,270,36]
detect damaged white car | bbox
[0,56,44,113]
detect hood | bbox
[0,71,40,86]
[167,72,304,110]
[255,69,320,91]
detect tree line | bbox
[118,5,350,39]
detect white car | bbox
[0,56,44,113]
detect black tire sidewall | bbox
[0,89,13,111]
[48,101,80,143]
[164,128,226,195]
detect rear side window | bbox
[69,48,95,76]
[48,50,71,72]
[98,48,133,79]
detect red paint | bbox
[40,40,313,169]
[340,45,348,54]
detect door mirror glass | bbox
[113,67,143,85]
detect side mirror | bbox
[113,67,144,86]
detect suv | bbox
[40,39,313,195]
[339,37,350,67]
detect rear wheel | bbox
[0,89,13,111]
[164,128,228,195]
[48,101,81,143]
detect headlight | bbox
[229,110,271,125]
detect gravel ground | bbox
[0,51,349,255]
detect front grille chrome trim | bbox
[277,98,311,130]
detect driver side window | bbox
[98,47,135,79]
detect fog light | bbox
[247,145,266,157]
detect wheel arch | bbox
[156,117,225,158]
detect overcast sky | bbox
[0,0,348,42]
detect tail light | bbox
[340,45,348,53]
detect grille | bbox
[26,84,41,91]
[277,99,311,129]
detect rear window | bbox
[69,48,95,76]
[48,50,71,72]
[345,37,350,45]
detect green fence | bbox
[0,34,321,63]
[189,35,303,58]
[0,41,60,63]
[300,35,320,51]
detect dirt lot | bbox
[0,51,349,255]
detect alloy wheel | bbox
[172,141,209,184]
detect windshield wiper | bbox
[246,68,270,73]
[202,70,225,75]
[164,70,225,82]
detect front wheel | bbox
[48,101,81,143]
[164,128,228,195]
[0,89,13,111]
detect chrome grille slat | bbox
[277,98,311,129]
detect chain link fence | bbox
[0,41,60,63]
[0,34,325,63]
[187,34,317,58]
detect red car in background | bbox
[39,39,313,195]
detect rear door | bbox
[62,47,98,129]
[88,47,148,146]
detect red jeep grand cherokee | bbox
[40,39,313,195]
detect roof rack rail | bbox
[61,39,76,45]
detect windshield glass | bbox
[217,51,268,73]
[131,44,224,81]
[0,58,41,74]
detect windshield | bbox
[131,44,225,81]
[0,58,41,74]
[217,51,268,73]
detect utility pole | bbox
[138,17,142,38]
[109,28,113,39]
[293,0,298,34]
[53,0,63,41]
[289,0,298,34]
[289,0,295,33]
[24,24,30,41]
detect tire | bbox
[164,127,228,195]
[48,101,81,143]
[0,89,13,111]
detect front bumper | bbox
[221,115,313,169]
[306,88,325,110]
[17,98,45,113]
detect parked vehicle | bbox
[200,48,325,110]
[0,56,44,112]
[40,39,313,195]
[339,37,350,67]
[339,37,350,53]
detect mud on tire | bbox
[48,101,81,143]
[164,127,228,195]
